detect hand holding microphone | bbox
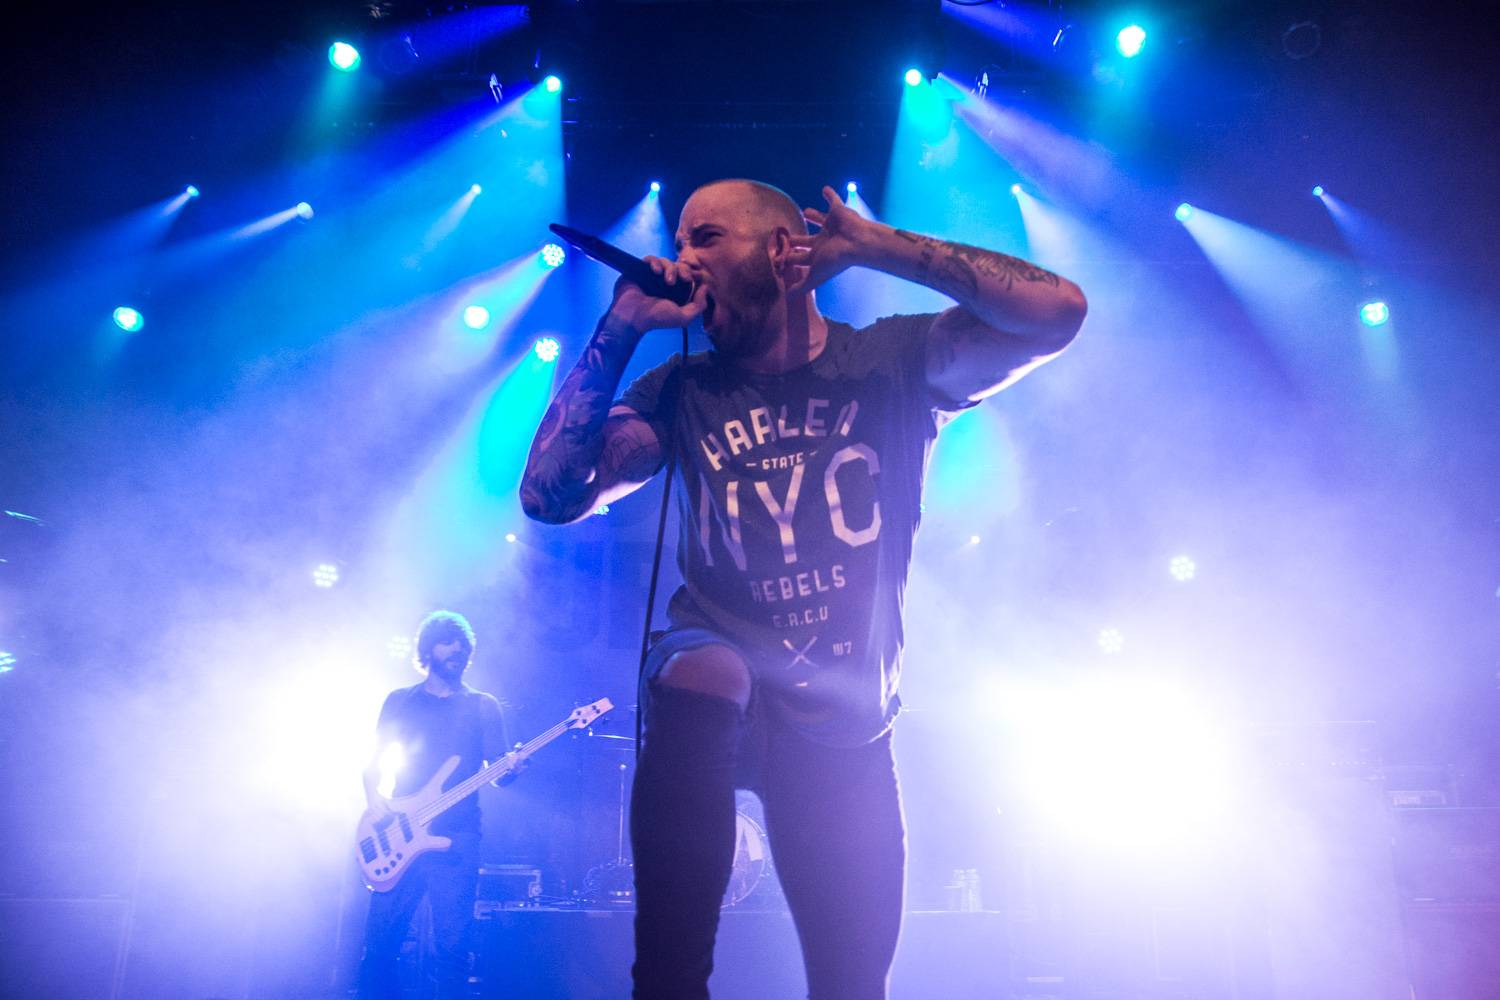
[548,223,705,334]
[611,256,706,336]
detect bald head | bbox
[691,179,808,239]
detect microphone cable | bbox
[634,323,691,755]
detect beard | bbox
[707,251,781,359]
[429,652,468,684]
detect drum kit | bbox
[724,795,775,908]
[579,731,780,910]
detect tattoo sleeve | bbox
[888,226,1083,358]
[884,227,1084,398]
[894,229,1061,302]
[519,314,645,524]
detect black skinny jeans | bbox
[631,683,907,999]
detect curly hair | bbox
[413,610,476,672]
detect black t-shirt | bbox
[375,683,509,838]
[620,313,970,746]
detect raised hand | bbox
[785,185,875,295]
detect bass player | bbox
[356,610,510,1000]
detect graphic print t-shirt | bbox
[619,313,969,747]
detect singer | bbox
[520,179,1086,999]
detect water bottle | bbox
[964,868,983,912]
[946,869,965,911]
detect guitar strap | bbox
[633,325,691,755]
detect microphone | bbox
[548,223,694,306]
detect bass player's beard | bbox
[429,652,468,685]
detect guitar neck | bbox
[413,718,575,827]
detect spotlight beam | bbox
[421,185,484,254]
[232,206,308,239]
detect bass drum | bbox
[722,807,773,908]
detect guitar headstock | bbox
[567,697,613,730]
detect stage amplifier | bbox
[1393,806,1500,903]
[475,864,544,916]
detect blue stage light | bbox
[543,75,562,94]
[1010,183,1022,196]
[1175,203,1193,222]
[534,336,561,363]
[312,563,340,588]
[185,185,200,199]
[649,181,661,194]
[904,68,923,86]
[1116,25,1147,58]
[462,306,491,330]
[328,42,361,72]
[1312,185,1325,197]
[846,181,858,194]
[112,306,144,332]
[1169,555,1197,582]
[1097,628,1125,654]
[1360,301,1390,327]
[0,650,14,673]
[470,183,482,195]
[541,243,566,268]
[296,202,314,220]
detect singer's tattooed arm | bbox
[520,314,664,525]
[878,229,1087,402]
[792,187,1086,402]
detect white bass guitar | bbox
[355,698,612,892]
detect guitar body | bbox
[353,697,612,893]
[355,756,459,892]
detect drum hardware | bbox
[579,761,779,909]
[584,762,636,904]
